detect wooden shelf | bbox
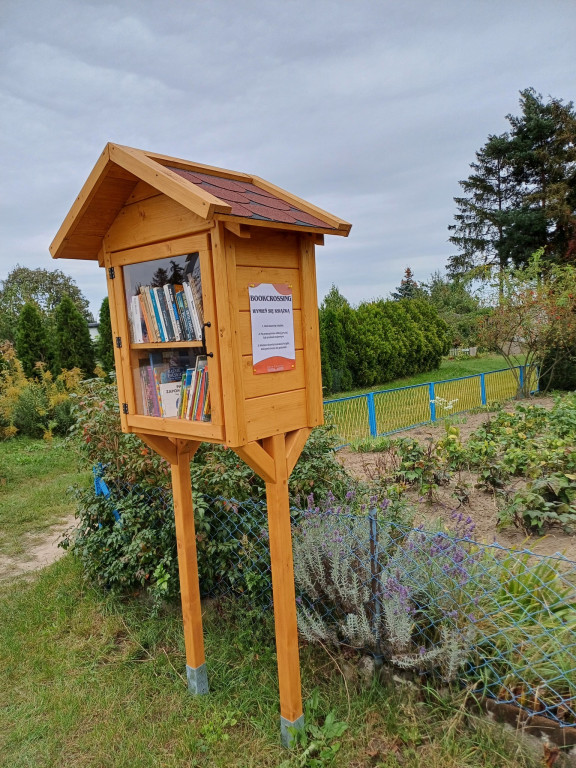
[130,341,204,350]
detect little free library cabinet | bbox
[50,143,351,746]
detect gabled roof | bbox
[50,143,351,261]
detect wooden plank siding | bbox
[229,230,309,445]
[105,193,210,252]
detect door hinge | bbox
[122,403,129,415]
[115,336,122,349]
[108,267,115,279]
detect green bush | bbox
[540,349,576,391]
[319,289,451,394]
[67,377,356,603]
[96,297,115,376]
[15,301,53,378]
[53,295,96,377]
[0,343,85,439]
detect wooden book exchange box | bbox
[50,143,351,745]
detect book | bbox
[129,295,143,343]
[189,273,204,326]
[138,293,154,342]
[154,287,175,341]
[179,367,194,418]
[165,284,183,341]
[148,288,166,342]
[175,289,195,341]
[194,369,208,421]
[158,380,181,417]
[139,361,161,416]
[202,370,211,421]
[185,367,199,420]
[183,281,202,340]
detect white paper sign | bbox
[249,282,296,374]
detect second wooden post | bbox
[263,433,304,747]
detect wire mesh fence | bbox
[93,469,576,728]
[324,365,538,445]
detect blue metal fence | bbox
[323,365,539,445]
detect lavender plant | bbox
[293,496,480,681]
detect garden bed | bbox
[337,395,576,560]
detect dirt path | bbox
[0,514,76,582]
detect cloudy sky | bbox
[1,0,575,319]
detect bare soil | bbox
[0,514,76,582]
[337,396,576,561]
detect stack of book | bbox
[137,351,210,421]
[129,273,204,343]
[177,355,210,421]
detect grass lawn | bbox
[0,433,540,767]
[0,437,91,559]
[0,556,539,768]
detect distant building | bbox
[88,322,99,342]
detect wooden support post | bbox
[170,440,208,694]
[263,433,304,747]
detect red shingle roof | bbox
[168,168,334,229]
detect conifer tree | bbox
[391,267,421,300]
[53,295,96,377]
[449,88,576,280]
[96,297,115,375]
[15,301,52,378]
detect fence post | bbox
[428,382,436,422]
[480,373,487,406]
[367,393,377,437]
[369,509,381,658]
[519,365,525,396]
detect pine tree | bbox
[448,89,576,280]
[151,267,169,287]
[53,295,96,377]
[168,260,185,284]
[96,297,115,375]
[15,301,52,378]
[391,267,421,300]
[448,134,518,278]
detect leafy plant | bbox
[0,342,85,439]
[280,689,347,768]
[67,376,356,604]
[501,472,576,532]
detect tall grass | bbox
[0,556,540,768]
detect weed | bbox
[280,689,348,768]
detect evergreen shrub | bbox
[319,291,450,394]
[96,297,115,376]
[54,295,96,377]
[15,301,53,378]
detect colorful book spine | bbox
[138,293,153,342]
[141,288,159,342]
[155,287,175,341]
[189,274,204,326]
[164,284,182,341]
[183,281,202,340]
[149,288,166,342]
[176,289,195,340]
